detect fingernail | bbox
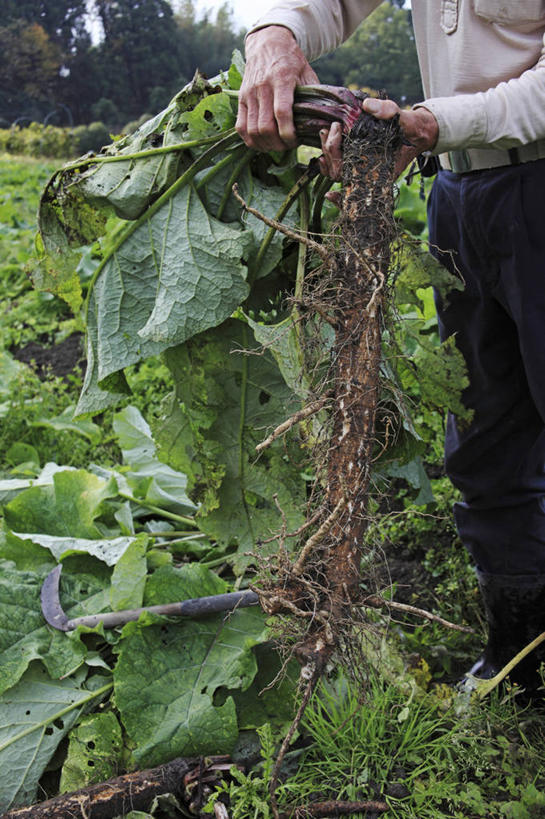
[364,98,381,114]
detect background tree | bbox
[1,0,90,123]
[93,0,184,119]
[174,1,243,83]
[0,21,62,122]
[2,0,89,52]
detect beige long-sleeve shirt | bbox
[249,0,545,154]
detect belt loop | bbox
[508,147,520,165]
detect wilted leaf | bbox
[0,463,77,506]
[33,202,88,312]
[30,406,102,445]
[14,533,139,566]
[412,335,472,423]
[30,405,102,446]
[75,107,186,221]
[395,240,463,309]
[178,92,235,144]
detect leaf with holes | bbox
[114,564,268,766]
[59,711,123,792]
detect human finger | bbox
[325,190,342,209]
[242,82,286,152]
[235,99,249,144]
[319,122,343,180]
[241,89,265,150]
[273,86,298,148]
[255,82,290,151]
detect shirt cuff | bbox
[413,95,488,154]
[245,20,298,44]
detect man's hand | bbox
[237,25,318,152]
[319,98,439,180]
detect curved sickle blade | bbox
[41,565,71,631]
[41,564,260,631]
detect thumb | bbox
[362,98,398,120]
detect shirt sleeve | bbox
[416,33,545,153]
[247,0,383,63]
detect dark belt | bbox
[439,140,545,173]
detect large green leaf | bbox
[0,665,111,812]
[33,72,232,312]
[114,564,268,766]
[231,644,299,730]
[0,561,85,695]
[76,184,252,415]
[143,562,226,602]
[4,469,117,539]
[159,319,306,571]
[198,164,296,279]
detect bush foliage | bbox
[0,121,112,158]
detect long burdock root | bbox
[289,109,401,671]
[262,106,402,819]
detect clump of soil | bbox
[11,333,84,379]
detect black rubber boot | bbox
[466,572,545,695]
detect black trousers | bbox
[427,159,545,578]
